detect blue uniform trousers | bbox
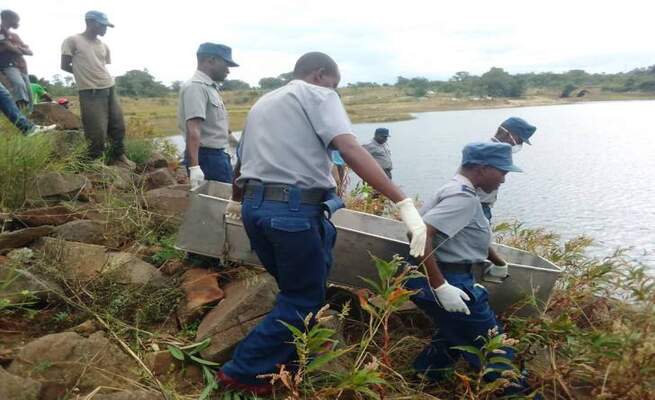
[221,185,337,384]
[185,147,233,183]
[0,82,32,133]
[406,272,514,381]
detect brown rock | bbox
[68,319,99,336]
[7,332,140,399]
[52,220,107,246]
[0,366,41,400]
[86,165,135,190]
[144,185,190,219]
[30,103,81,130]
[174,165,189,184]
[159,259,187,275]
[142,168,177,191]
[32,237,163,285]
[26,172,90,201]
[13,205,82,227]
[197,273,278,361]
[144,152,169,171]
[0,226,54,252]
[177,268,225,325]
[143,351,203,390]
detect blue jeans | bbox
[406,272,514,381]
[2,66,32,110]
[221,185,337,384]
[0,82,32,133]
[185,147,233,183]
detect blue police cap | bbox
[462,142,522,172]
[85,11,114,27]
[374,127,390,137]
[501,117,536,145]
[197,43,239,67]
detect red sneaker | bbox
[216,370,273,396]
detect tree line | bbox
[37,65,655,99]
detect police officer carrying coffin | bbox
[218,52,427,395]
[406,142,534,396]
[363,127,393,178]
[480,117,537,280]
[178,43,238,189]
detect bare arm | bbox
[0,41,22,55]
[185,118,203,167]
[487,246,506,265]
[231,159,243,202]
[60,55,73,73]
[332,134,405,203]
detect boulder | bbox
[144,152,169,171]
[13,205,82,227]
[144,351,203,390]
[142,168,177,191]
[0,226,54,252]
[52,220,107,246]
[86,165,135,191]
[32,237,162,285]
[177,268,225,325]
[197,273,278,361]
[7,332,140,400]
[26,172,90,201]
[144,185,190,219]
[30,103,81,130]
[0,366,41,400]
[0,265,63,305]
[174,166,189,185]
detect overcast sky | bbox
[4,0,654,86]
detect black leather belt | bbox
[244,183,326,205]
[438,262,473,274]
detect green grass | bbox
[0,117,86,210]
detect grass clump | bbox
[0,117,86,210]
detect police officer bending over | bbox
[219,52,427,395]
[406,142,534,396]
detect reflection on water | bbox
[169,100,655,268]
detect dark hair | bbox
[28,74,38,83]
[293,52,338,79]
[1,10,19,21]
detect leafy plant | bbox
[168,338,222,400]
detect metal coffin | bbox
[176,181,562,316]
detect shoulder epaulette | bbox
[461,185,476,196]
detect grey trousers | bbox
[78,86,126,159]
[2,66,32,109]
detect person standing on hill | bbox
[363,127,393,178]
[0,10,33,110]
[177,43,239,190]
[61,11,133,169]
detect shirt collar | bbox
[192,70,218,87]
[453,173,475,190]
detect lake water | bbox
[169,100,655,267]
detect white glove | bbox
[396,198,427,257]
[484,261,509,279]
[189,166,205,190]
[433,282,471,314]
[225,200,242,221]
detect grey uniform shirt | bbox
[363,140,392,170]
[420,174,491,263]
[237,80,354,190]
[177,70,229,150]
